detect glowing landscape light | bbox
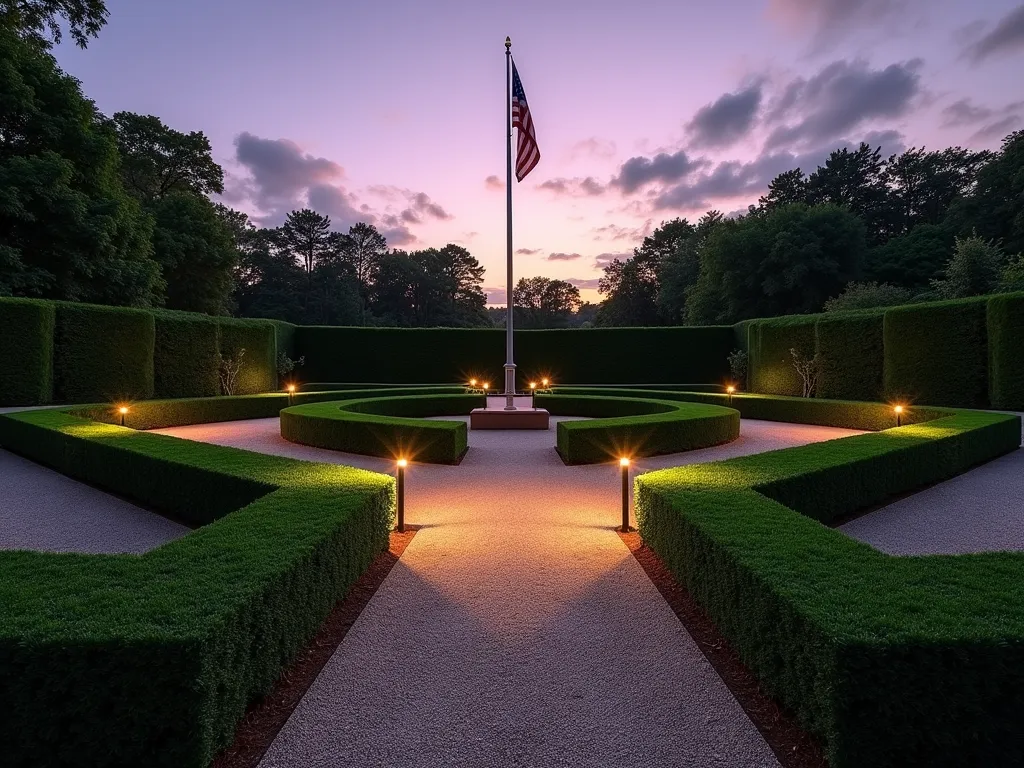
[620,457,631,532]
[541,377,550,388]
[894,404,904,427]
[727,384,736,404]
[287,383,296,405]
[395,458,408,532]
[117,405,129,426]
[530,381,537,407]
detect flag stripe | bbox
[511,58,540,181]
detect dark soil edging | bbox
[618,530,829,768]
[211,526,418,768]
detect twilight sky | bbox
[54,0,1024,304]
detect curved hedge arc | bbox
[0,402,396,768]
[541,394,739,465]
[631,399,1023,768]
[281,393,481,464]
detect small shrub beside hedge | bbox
[0,297,54,405]
[884,298,989,407]
[748,316,817,396]
[53,302,155,403]
[217,318,276,395]
[987,292,1024,410]
[153,310,220,398]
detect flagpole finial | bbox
[505,36,511,50]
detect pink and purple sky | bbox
[54,0,1024,304]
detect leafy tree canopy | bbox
[0,0,106,48]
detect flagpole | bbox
[503,35,516,410]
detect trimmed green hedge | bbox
[816,311,885,401]
[988,292,1024,410]
[0,297,54,405]
[281,394,477,464]
[748,316,817,396]
[884,298,989,407]
[217,317,276,395]
[53,302,155,403]
[542,394,739,464]
[295,326,734,385]
[153,310,220,398]
[0,404,394,768]
[636,400,1022,768]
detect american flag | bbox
[511,59,540,181]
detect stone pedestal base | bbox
[470,408,550,430]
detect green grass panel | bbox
[280,394,476,464]
[53,302,155,403]
[749,315,818,396]
[0,404,393,768]
[0,297,54,405]
[816,312,885,401]
[987,292,1024,410]
[543,394,739,464]
[217,318,277,395]
[883,298,990,408]
[152,310,220,398]
[636,406,1023,767]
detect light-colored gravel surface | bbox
[840,447,1024,555]
[153,417,864,768]
[0,448,189,553]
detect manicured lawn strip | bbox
[0,406,394,768]
[281,394,479,464]
[636,407,1024,768]
[541,394,739,464]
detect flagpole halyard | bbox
[503,35,517,410]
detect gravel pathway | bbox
[0,448,188,554]
[153,417,863,768]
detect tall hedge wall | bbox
[53,303,155,403]
[295,326,734,385]
[884,298,990,408]
[218,318,277,395]
[748,316,817,396]
[816,312,885,401]
[0,298,54,405]
[988,292,1024,410]
[153,311,220,398]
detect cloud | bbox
[966,4,1024,63]
[971,115,1022,142]
[594,252,632,268]
[767,0,907,48]
[567,278,601,290]
[611,150,705,194]
[485,175,503,190]
[516,248,542,255]
[686,83,763,149]
[547,252,583,261]
[941,98,995,127]
[307,184,364,230]
[568,138,617,161]
[538,176,606,196]
[485,287,507,305]
[764,59,923,151]
[591,221,654,242]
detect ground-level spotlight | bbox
[894,404,904,427]
[117,405,129,427]
[726,384,736,404]
[287,383,296,406]
[396,458,408,533]
[620,457,631,532]
[482,382,490,395]
[530,381,537,407]
[541,377,550,389]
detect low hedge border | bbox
[542,394,739,465]
[632,395,1023,767]
[0,403,395,768]
[281,394,480,464]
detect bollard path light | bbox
[726,384,736,404]
[620,457,631,532]
[894,404,904,427]
[529,381,537,407]
[287,383,296,406]
[118,405,129,427]
[395,458,408,533]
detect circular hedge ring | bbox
[280,393,482,464]
[542,393,739,465]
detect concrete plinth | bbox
[470,407,550,430]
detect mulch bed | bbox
[211,526,419,768]
[618,530,829,768]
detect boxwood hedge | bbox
[541,394,739,464]
[153,310,220,398]
[747,315,817,396]
[217,317,276,395]
[53,302,155,403]
[0,403,394,768]
[635,396,1023,768]
[988,292,1024,410]
[0,297,54,405]
[281,393,478,464]
[816,311,885,401]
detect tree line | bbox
[598,137,1024,325]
